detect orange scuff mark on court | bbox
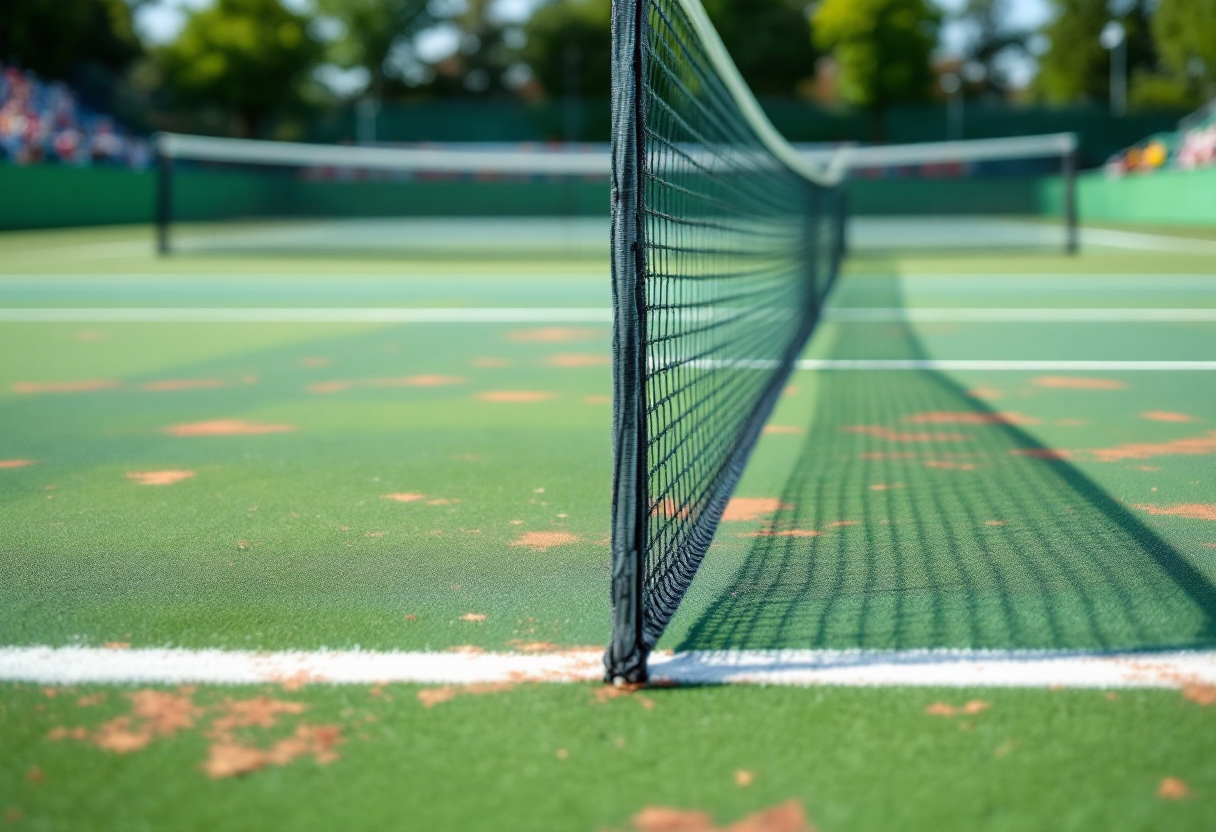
[12,379,120,394]
[734,770,754,787]
[508,327,602,343]
[77,694,106,707]
[165,419,297,437]
[629,800,813,832]
[722,498,791,522]
[1032,376,1126,390]
[459,613,487,622]
[585,394,612,404]
[141,379,225,392]
[75,329,107,341]
[1127,464,1161,471]
[416,683,514,708]
[925,700,990,717]
[103,642,130,649]
[126,470,195,486]
[381,493,426,503]
[1008,448,1073,460]
[545,353,611,367]
[507,640,560,652]
[592,683,654,710]
[763,425,805,435]
[1132,504,1216,521]
[210,697,306,733]
[299,357,331,368]
[869,483,905,491]
[842,425,969,442]
[370,375,468,387]
[473,356,511,368]
[1088,432,1216,462]
[307,380,353,394]
[88,690,202,754]
[904,411,1039,426]
[1157,778,1191,800]
[966,386,1004,400]
[204,724,342,779]
[511,531,581,551]
[827,520,861,527]
[986,520,1008,526]
[1182,683,1216,706]
[0,459,34,469]
[1141,411,1197,423]
[739,529,823,538]
[475,390,556,403]
[923,460,977,470]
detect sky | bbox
[132,0,1056,91]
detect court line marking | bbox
[2,646,1213,688]
[2,307,1215,324]
[796,360,1216,371]
[0,307,614,323]
[824,308,1216,322]
[1080,228,1216,254]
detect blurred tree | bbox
[1034,0,1156,106]
[315,0,434,98]
[702,0,819,96]
[813,0,940,140]
[159,0,322,136]
[521,0,611,99]
[0,0,143,80]
[1143,0,1216,105]
[951,0,1028,98]
[421,0,522,97]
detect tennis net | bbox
[605,0,846,682]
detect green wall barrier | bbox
[1075,167,1216,225]
[0,164,154,230]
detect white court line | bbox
[2,646,1214,689]
[2,307,1214,324]
[0,307,613,323]
[796,359,1216,371]
[1081,228,1216,255]
[824,308,1216,322]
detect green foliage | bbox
[702,0,819,96]
[316,0,433,95]
[159,0,322,136]
[951,0,1029,96]
[0,0,142,80]
[522,0,612,99]
[1034,0,1156,106]
[1151,0,1216,97]
[813,0,940,118]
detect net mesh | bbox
[608,0,843,678]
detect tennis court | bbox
[3,214,1216,829]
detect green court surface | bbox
[2,222,1216,830]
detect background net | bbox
[607,0,844,679]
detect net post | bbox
[605,0,650,685]
[1063,141,1078,255]
[155,133,173,256]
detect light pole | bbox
[1100,21,1127,117]
[941,72,962,140]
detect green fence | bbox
[4,161,1216,232]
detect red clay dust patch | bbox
[739,529,823,538]
[416,683,514,708]
[141,379,224,392]
[0,459,34,469]
[629,800,814,832]
[475,391,556,403]
[925,700,990,717]
[511,531,581,551]
[843,426,969,442]
[1157,778,1191,800]
[13,380,119,394]
[165,420,296,437]
[1132,504,1216,521]
[1009,448,1073,460]
[1140,411,1197,423]
[381,493,426,503]
[1088,432,1216,462]
[722,498,791,522]
[127,470,195,486]
[763,425,805,435]
[545,354,611,367]
[508,327,602,343]
[1033,376,1126,390]
[904,411,1039,426]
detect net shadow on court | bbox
[677,276,1216,654]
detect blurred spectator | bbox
[1106,97,1216,176]
[0,64,150,169]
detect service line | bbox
[2,646,1214,689]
